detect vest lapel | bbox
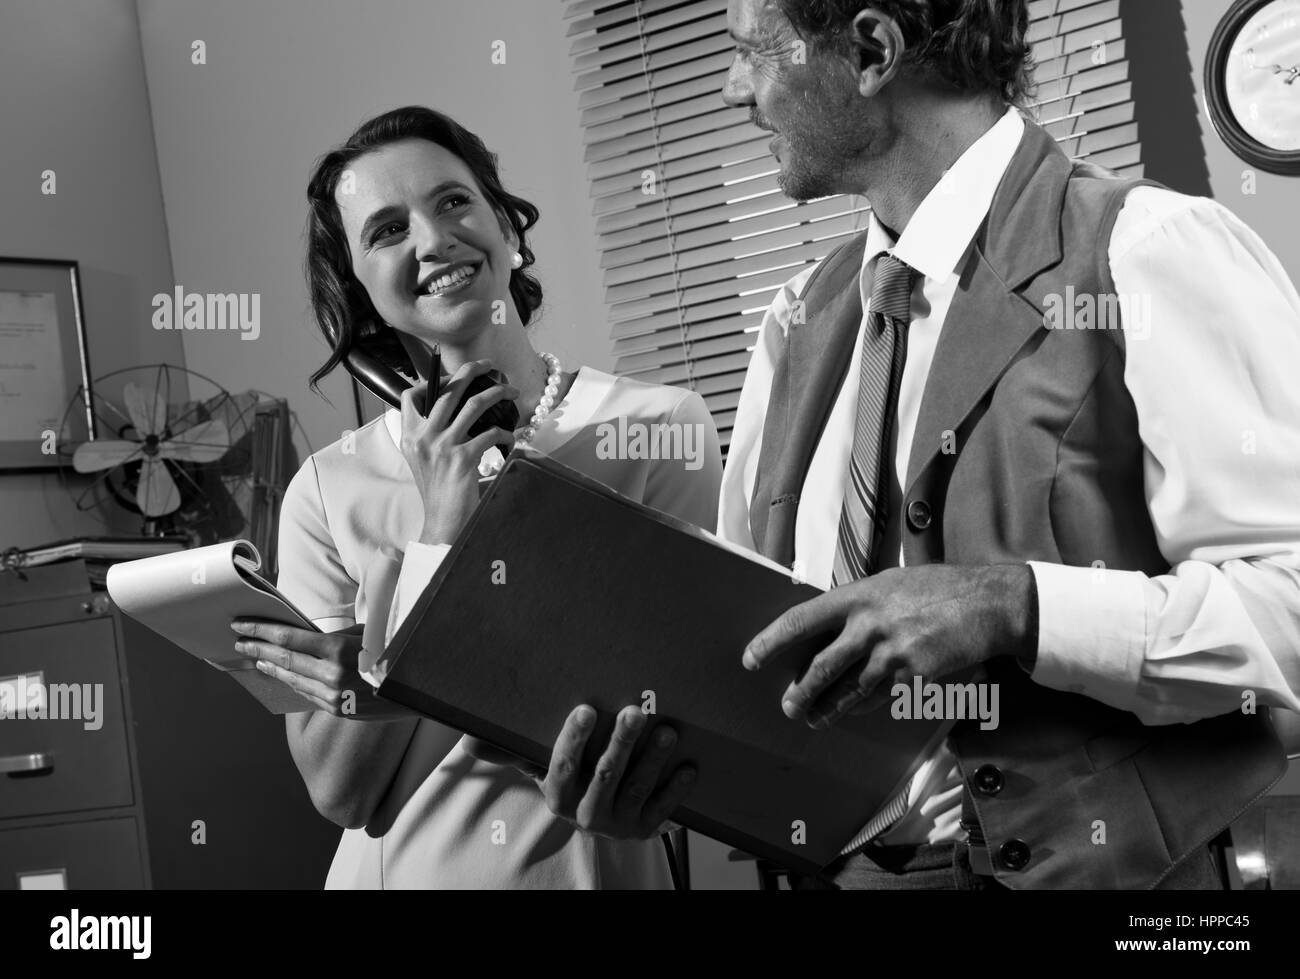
[749,233,867,563]
[749,120,1079,558]
[903,249,1048,493]
[904,120,1073,496]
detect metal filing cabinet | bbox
[0,561,339,889]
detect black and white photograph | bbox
[1,0,1299,956]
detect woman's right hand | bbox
[399,359,517,546]
[232,620,418,721]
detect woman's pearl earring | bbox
[510,251,524,270]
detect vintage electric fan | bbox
[56,364,293,550]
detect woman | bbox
[230,106,721,888]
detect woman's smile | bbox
[416,260,483,300]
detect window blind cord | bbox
[632,0,694,394]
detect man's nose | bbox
[721,64,754,108]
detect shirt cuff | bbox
[355,543,450,689]
[356,547,398,689]
[388,542,452,647]
[1026,561,1148,710]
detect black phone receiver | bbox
[341,347,410,410]
[342,344,519,440]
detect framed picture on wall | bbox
[0,257,95,471]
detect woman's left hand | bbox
[230,619,418,720]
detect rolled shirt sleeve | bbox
[1029,190,1300,725]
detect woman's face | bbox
[335,138,517,352]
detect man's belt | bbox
[965,840,995,876]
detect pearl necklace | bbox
[478,351,563,477]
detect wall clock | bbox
[1205,0,1300,175]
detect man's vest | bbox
[748,119,1286,889]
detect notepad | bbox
[379,449,951,875]
[106,540,319,714]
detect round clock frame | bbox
[1204,0,1300,176]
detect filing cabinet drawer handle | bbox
[1,752,54,775]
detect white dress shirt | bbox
[719,108,1300,846]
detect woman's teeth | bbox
[423,265,477,297]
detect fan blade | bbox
[72,439,144,473]
[136,458,181,517]
[161,419,230,463]
[123,382,167,437]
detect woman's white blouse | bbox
[275,366,722,888]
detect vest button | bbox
[998,839,1031,872]
[973,764,1004,796]
[906,500,932,531]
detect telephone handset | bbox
[342,344,519,439]
[342,347,411,411]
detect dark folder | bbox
[379,450,949,875]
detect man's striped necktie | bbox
[831,253,920,855]
[831,254,918,587]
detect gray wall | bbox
[0,0,183,549]
[135,0,614,459]
[1181,0,1300,278]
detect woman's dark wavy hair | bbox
[779,0,1034,106]
[305,106,543,393]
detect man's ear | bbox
[848,8,907,97]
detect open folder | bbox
[378,450,950,875]
[106,540,319,714]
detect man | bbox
[710,0,1300,889]
[507,0,1300,891]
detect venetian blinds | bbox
[564,0,1142,450]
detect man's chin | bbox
[775,164,829,204]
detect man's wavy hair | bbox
[779,0,1035,106]
[305,106,543,393]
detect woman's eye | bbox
[371,222,405,244]
[438,194,472,213]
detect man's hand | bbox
[743,564,1037,729]
[464,704,696,840]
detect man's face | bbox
[722,0,873,201]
